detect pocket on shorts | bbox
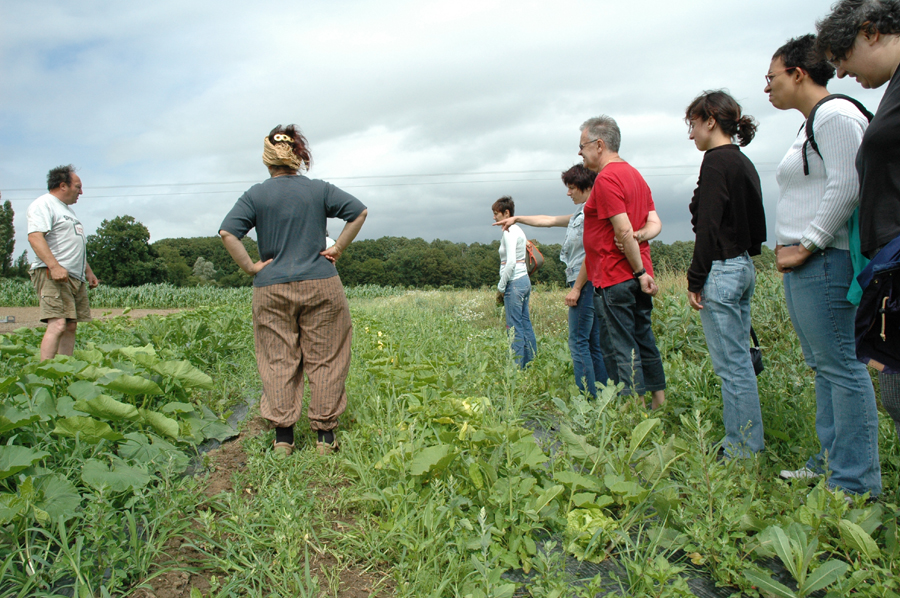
[40,292,64,313]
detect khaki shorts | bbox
[30,268,92,323]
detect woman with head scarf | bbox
[220,125,368,456]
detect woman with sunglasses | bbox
[817,0,900,446]
[684,90,767,459]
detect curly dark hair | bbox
[560,164,597,192]
[816,0,900,60]
[685,90,758,147]
[773,34,835,87]
[47,165,76,191]
[268,124,312,170]
[491,196,515,216]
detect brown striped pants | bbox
[252,276,352,430]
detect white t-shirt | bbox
[498,224,528,292]
[26,193,87,281]
[775,99,868,250]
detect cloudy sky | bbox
[0,0,887,260]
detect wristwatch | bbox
[800,238,818,253]
[633,268,647,279]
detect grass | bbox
[1,272,899,597]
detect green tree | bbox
[156,245,193,286]
[86,215,167,287]
[13,251,30,278]
[192,257,217,284]
[0,199,16,276]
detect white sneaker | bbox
[779,467,821,480]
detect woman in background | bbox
[684,91,767,458]
[493,196,537,368]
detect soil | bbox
[131,416,394,598]
[0,306,182,333]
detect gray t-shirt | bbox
[26,193,87,282]
[219,175,366,287]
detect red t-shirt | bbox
[583,161,655,289]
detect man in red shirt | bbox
[570,115,666,408]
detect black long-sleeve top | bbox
[857,65,900,256]
[688,144,767,292]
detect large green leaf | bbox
[153,361,213,390]
[32,360,88,379]
[77,365,123,381]
[68,380,102,402]
[839,519,881,560]
[33,474,81,522]
[0,492,26,524]
[119,433,189,473]
[558,426,600,462]
[531,484,564,513]
[55,396,86,418]
[73,394,140,422]
[767,526,798,580]
[628,417,659,461]
[98,374,163,396]
[553,471,604,493]
[52,417,124,443]
[0,405,41,435]
[81,458,152,493]
[409,444,455,476]
[803,559,849,595]
[73,347,104,364]
[138,409,179,439]
[116,344,157,360]
[30,387,59,421]
[0,375,18,393]
[743,570,796,598]
[160,402,196,414]
[0,446,51,480]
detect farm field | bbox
[0,273,898,597]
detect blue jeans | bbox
[699,253,763,457]
[595,279,666,395]
[784,248,882,496]
[504,275,536,368]
[568,282,609,395]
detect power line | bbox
[0,165,779,200]
[0,164,780,192]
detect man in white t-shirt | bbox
[27,165,99,360]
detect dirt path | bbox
[0,307,181,333]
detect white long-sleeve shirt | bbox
[498,224,528,291]
[775,98,868,249]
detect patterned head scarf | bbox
[262,133,305,171]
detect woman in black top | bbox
[817,0,900,441]
[685,90,767,458]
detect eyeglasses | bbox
[579,138,600,151]
[765,67,796,85]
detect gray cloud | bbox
[0,0,889,263]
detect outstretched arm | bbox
[493,214,571,231]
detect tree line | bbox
[0,211,775,288]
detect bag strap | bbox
[802,94,874,176]
[750,326,760,349]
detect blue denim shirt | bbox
[561,204,586,283]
